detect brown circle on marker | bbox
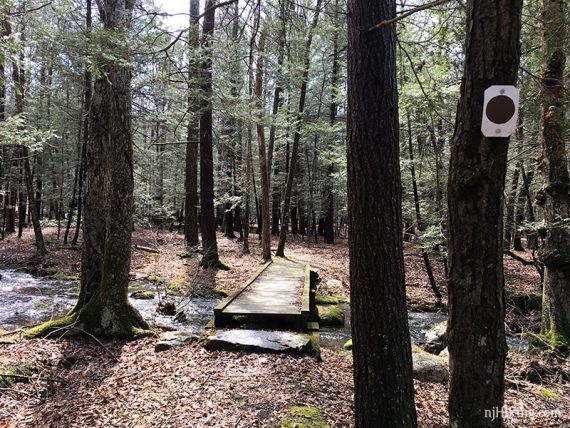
[486,95,515,124]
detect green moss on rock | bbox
[129,290,155,300]
[280,406,330,428]
[317,305,345,326]
[315,295,349,305]
[167,274,189,296]
[147,274,164,284]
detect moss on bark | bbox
[25,292,153,339]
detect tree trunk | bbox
[199,0,222,268]
[276,0,322,257]
[538,0,570,347]
[347,1,417,426]
[407,113,442,305]
[184,0,200,247]
[11,30,46,257]
[447,1,523,426]
[255,31,271,261]
[243,125,252,255]
[505,117,524,249]
[324,2,339,245]
[64,107,84,244]
[504,162,521,249]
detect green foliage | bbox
[0,114,53,151]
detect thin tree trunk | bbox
[276,0,322,257]
[255,31,271,260]
[324,1,339,245]
[243,125,252,255]
[184,0,200,247]
[407,112,442,305]
[11,27,46,257]
[64,110,83,244]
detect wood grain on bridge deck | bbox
[215,260,310,321]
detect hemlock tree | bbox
[26,0,149,339]
[347,0,417,426]
[537,0,570,347]
[447,0,523,426]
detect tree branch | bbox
[367,0,451,32]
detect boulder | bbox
[205,329,312,354]
[129,290,155,300]
[412,344,449,383]
[155,330,199,352]
[317,305,345,326]
[326,279,343,290]
[424,320,448,354]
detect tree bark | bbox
[537,0,570,347]
[347,1,417,426]
[447,1,523,426]
[184,0,200,247]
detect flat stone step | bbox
[206,329,312,354]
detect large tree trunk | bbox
[26,0,149,339]
[447,1,523,426]
[275,0,322,257]
[538,0,570,347]
[347,1,417,426]
[184,0,200,247]
[199,0,223,268]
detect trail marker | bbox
[481,86,520,137]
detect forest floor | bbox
[0,226,569,427]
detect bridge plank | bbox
[214,259,311,327]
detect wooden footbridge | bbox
[214,260,311,328]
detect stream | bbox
[0,270,528,351]
[0,269,218,335]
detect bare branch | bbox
[367,0,451,32]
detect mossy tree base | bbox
[539,329,570,349]
[25,295,153,340]
[199,257,230,271]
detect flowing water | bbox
[0,270,528,351]
[319,303,528,351]
[319,303,448,349]
[0,269,218,335]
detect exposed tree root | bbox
[24,295,153,340]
